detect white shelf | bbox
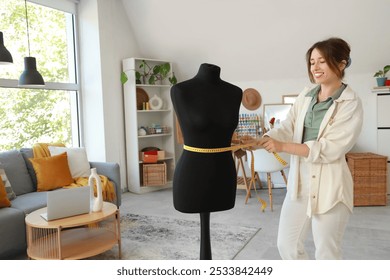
[122,58,176,194]
[136,84,171,88]
[137,109,171,113]
[138,133,172,139]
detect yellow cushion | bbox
[29,153,74,191]
[0,178,11,208]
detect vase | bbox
[149,94,163,110]
[89,168,103,212]
[376,77,387,87]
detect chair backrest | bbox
[246,149,290,173]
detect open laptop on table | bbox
[40,186,91,221]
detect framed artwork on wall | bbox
[263,103,293,132]
[282,94,298,104]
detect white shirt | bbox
[266,85,363,216]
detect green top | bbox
[303,84,346,142]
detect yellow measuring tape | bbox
[183,143,253,153]
[183,143,288,212]
[183,144,287,166]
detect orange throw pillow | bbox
[0,179,11,208]
[29,153,74,191]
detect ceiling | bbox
[121,0,390,82]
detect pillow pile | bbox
[29,153,74,192]
[48,146,91,178]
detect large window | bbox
[0,0,79,151]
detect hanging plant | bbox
[120,72,128,84]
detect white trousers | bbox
[277,161,351,260]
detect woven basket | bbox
[346,152,388,206]
[141,162,167,186]
[147,126,169,135]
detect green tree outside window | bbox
[0,0,77,151]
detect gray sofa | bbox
[0,148,121,259]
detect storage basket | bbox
[346,152,388,206]
[141,162,167,186]
[147,126,169,135]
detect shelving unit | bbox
[122,58,176,193]
[375,88,390,195]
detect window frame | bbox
[0,0,82,147]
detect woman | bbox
[260,37,363,259]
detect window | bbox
[0,0,79,151]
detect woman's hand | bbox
[260,137,284,153]
[260,137,310,157]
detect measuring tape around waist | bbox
[183,144,288,166]
[183,143,288,212]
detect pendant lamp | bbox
[0,31,13,65]
[18,0,45,87]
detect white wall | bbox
[121,0,390,82]
[78,0,140,191]
[78,0,105,160]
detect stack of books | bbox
[372,86,390,93]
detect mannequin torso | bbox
[170,63,242,213]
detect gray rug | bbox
[93,213,260,260]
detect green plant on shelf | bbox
[121,60,177,86]
[374,65,390,78]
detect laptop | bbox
[40,186,91,221]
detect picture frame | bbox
[282,94,298,104]
[263,103,293,131]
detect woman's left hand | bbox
[261,137,284,153]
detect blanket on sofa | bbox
[32,143,116,202]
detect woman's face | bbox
[310,48,340,85]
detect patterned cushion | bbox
[0,168,16,200]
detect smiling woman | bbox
[0,0,80,151]
[264,37,364,260]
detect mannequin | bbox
[170,63,242,259]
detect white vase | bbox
[149,94,163,110]
[89,168,103,212]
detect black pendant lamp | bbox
[0,31,13,65]
[18,0,45,87]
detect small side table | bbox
[25,202,121,260]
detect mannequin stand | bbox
[200,212,212,260]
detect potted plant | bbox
[136,60,177,85]
[374,65,390,86]
[121,60,177,86]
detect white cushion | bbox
[48,147,91,178]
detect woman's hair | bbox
[306,37,351,83]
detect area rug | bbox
[93,213,260,260]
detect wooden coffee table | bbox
[25,202,121,260]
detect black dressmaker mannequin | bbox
[170,63,242,259]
